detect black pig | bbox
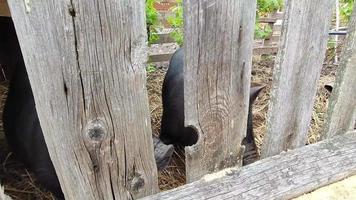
[160,48,264,148]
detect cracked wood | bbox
[7,0,158,199]
[262,0,334,158]
[183,0,257,182]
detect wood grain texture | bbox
[323,2,356,138]
[7,0,158,199]
[183,0,257,182]
[0,0,10,17]
[141,131,356,200]
[262,0,334,158]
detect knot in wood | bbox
[199,102,229,136]
[200,110,225,137]
[88,128,104,141]
[84,119,107,143]
[130,173,145,193]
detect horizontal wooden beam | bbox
[148,46,278,63]
[259,17,278,23]
[141,131,356,200]
[149,53,174,63]
[253,46,278,55]
[151,32,176,44]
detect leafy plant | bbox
[146,63,157,73]
[340,0,354,22]
[167,0,184,46]
[257,0,284,15]
[164,0,286,44]
[255,0,283,39]
[255,23,273,39]
[146,0,161,44]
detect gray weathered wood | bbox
[148,46,278,63]
[183,0,257,182]
[323,2,356,138]
[262,0,334,158]
[253,46,278,55]
[8,0,158,199]
[0,0,10,17]
[149,53,174,63]
[259,17,278,24]
[141,131,356,200]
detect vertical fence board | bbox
[184,0,257,182]
[262,0,334,158]
[324,2,356,138]
[8,0,158,199]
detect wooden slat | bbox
[183,0,257,182]
[253,46,278,55]
[141,131,356,200]
[149,46,278,63]
[261,0,334,158]
[149,53,174,63]
[7,1,158,199]
[323,2,356,138]
[258,17,278,23]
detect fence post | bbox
[261,0,334,158]
[323,2,356,139]
[7,1,158,199]
[184,0,257,182]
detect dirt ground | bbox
[0,44,341,199]
[294,175,356,200]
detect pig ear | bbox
[324,84,333,93]
[249,85,265,103]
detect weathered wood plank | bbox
[262,0,334,158]
[149,53,174,63]
[183,0,257,182]
[148,46,278,63]
[8,0,158,199]
[258,17,278,23]
[0,0,10,17]
[323,2,356,138]
[253,46,278,55]
[141,131,356,200]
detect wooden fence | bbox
[148,12,284,63]
[2,0,356,199]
